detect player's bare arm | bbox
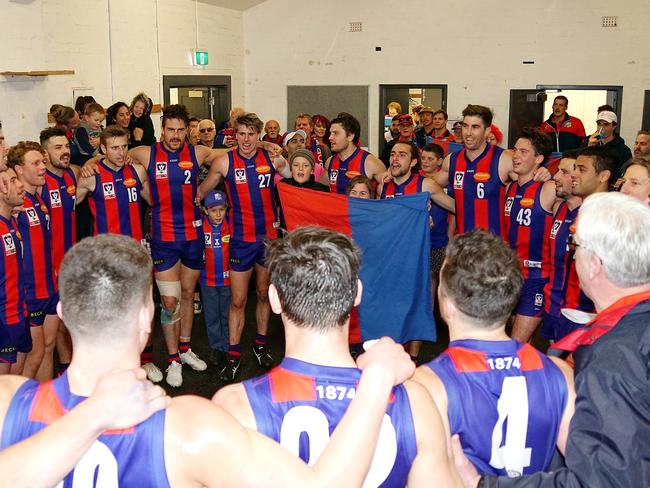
[549,357,576,455]
[198,152,229,200]
[435,154,451,188]
[423,178,456,213]
[412,366,452,441]
[366,154,391,184]
[318,155,333,186]
[132,164,152,206]
[212,382,257,430]
[74,174,96,204]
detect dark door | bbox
[508,89,545,148]
[643,90,650,130]
[177,87,211,120]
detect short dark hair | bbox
[462,104,493,127]
[49,105,77,125]
[189,117,200,124]
[75,95,97,114]
[161,104,190,128]
[7,141,43,168]
[597,104,615,113]
[637,130,650,137]
[267,227,361,329]
[561,148,582,160]
[40,127,68,146]
[330,112,360,144]
[59,234,152,342]
[422,143,445,159]
[432,109,448,120]
[578,146,615,177]
[517,127,553,160]
[392,141,421,173]
[346,175,374,198]
[441,230,523,328]
[100,125,129,146]
[554,95,569,105]
[236,113,264,134]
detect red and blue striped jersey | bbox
[504,180,553,280]
[328,147,370,194]
[201,216,230,287]
[243,358,418,487]
[563,215,595,313]
[16,192,57,301]
[380,173,424,198]
[0,216,25,327]
[147,143,202,242]
[223,148,278,243]
[88,161,144,241]
[42,168,76,272]
[1,372,170,487]
[426,339,567,477]
[448,144,506,236]
[308,136,323,165]
[544,203,579,318]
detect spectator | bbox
[384,114,401,143]
[486,124,503,146]
[633,129,650,161]
[106,102,133,148]
[585,111,632,178]
[74,95,96,118]
[540,95,586,152]
[128,92,156,147]
[189,117,200,132]
[416,108,453,147]
[262,119,284,146]
[620,158,650,205]
[381,114,418,167]
[215,107,244,147]
[73,103,105,164]
[197,119,217,148]
[346,175,374,199]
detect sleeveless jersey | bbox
[1,372,170,487]
[147,142,202,242]
[243,358,418,488]
[0,215,25,327]
[504,180,553,280]
[544,203,579,318]
[426,339,567,477]
[42,167,77,271]
[223,148,278,243]
[201,216,230,287]
[563,215,595,313]
[448,144,506,236]
[308,136,323,165]
[16,192,57,301]
[328,147,370,194]
[380,173,424,198]
[89,161,144,241]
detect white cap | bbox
[596,111,617,124]
[283,129,307,147]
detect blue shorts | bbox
[151,238,205,272]
[229,240,266,272]
[26,294,59,327]
[0,318,32,363]
[540,312,558,340]
[515,278,547,318]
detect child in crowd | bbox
[74,103,105,163]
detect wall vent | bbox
[349,22,362,32]
[601,16,618,27]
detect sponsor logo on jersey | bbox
[473,172,490,182]
[102,182,116,199]
[123,178,137,188]
[550,219,562,239]
[26,207,40,226]
[329,169,339,182]
[222,234,230,243]
[40,204,48,213]
[520,198,534,208]
[534,293,544,307]
[235,168,247,184]
[2,233,16,255]
[66,185,76,195]
[256,165,271,174]
[523,260,542,268]
[179,161,194,170]
[504,197,514,216]
[454,171,464,189]
[156,162,168,179]
[345,170,361,179]
[49,190,62,208]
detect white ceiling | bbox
[200,0,268,11]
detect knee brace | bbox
[156,280,181,326]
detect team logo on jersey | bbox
[330,169,339,182]
[520,198,534,208]
[66,185,76,195]
[204,233,212,247]
[534,293,544,307]
[550,219,562,239]
[179,161,193,170]
[2,233,16,255]
[256,165,271,174]
[102,183,116,199]
[473,172,490,182]
[504,197,514,216]
[49,190,62,208]
[235,168,247,184]
[123,178,137,188]
[345,170,361,179]
[454,171,464,189]
[156,162,168,179]
[26,207,41,226]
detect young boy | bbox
[74,103,105,164]
[200,190,231,368]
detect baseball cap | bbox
[596,111,617,124]
[398,114,414,126]
[419,106,434,115]
[283,129,307,147]
[204,190,228,208]
[452,120,462,130]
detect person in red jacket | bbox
[539,96,585,152]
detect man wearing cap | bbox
[381,114,420,167]
[540,96,586,152]
[282,129,307,160]
[452,121,463,145]
[416,108,453,147]
[585,110,632,177]
[200,190,231,368]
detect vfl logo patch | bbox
[49,190,62,208]
[454,171,464,189]
[156,163,168,179]
[235,169,247,184]
[102,183,116,199]
[550,219,562,239]
[330,169,339,183]
[26,207,40,226]
[204,233,212,247]
[2,233,16,255]
[534,293,544,308]
[504,197,514,216]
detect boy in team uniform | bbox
[200,190,231,368]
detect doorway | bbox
[162,75,231,127]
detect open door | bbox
[508,89,545,148]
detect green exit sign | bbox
[194,51,209,66]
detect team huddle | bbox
[0,98,648,487]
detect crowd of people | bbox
[0,91,648,487]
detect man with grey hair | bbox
[455,192,650,487]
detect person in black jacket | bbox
[128,92,156,147]
[454,191,650,488]
[583,111,632,178]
